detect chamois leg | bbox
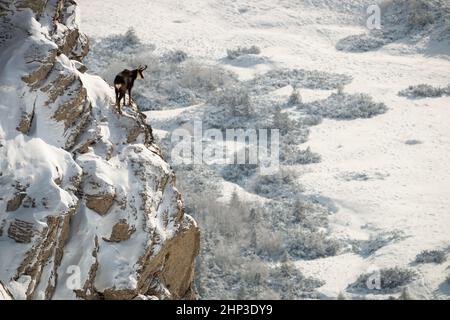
[128,88,132,106]
[115,88,119,107]
[118,92,124,114]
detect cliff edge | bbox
[0,0,199,300]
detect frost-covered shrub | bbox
[399,84,445,98]
[181,61,236,92]
[221,164,257,183]
[351,230,405,256]
[281,145,321,165]
[415,250,447,264]
[102,27,143,50]
[336,33,387,52]
[249,68,353,94]
[288,230,341,260]
[253,169,302,198]
[407,0,437,28]
[161,50,188,64]
[209,86,253,116]
[255,230,285,259]
[271,107,295,136]
[269,260,325,299]
[301,93,387,120]
[293,203,329,232]
[349,267,418,293]
[446,274,450,285]
[240,257,269,285]
[227,46,261,59]
[288,89,302,106]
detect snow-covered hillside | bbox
[77,0,450,300]
[0,0,199,300]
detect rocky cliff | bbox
[0,0,199,300]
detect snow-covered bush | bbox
[300,93,387,120]
[209,86,253,116]
[181,61,235,92]
[349,267,418,293]
[292,199,329,231]
[288,89,303,106]
[415,250,447,264]
[255,230,285,259]
[399,84,446,98]
[281,145,321,165]
[249,68,352,95]
[100,27,143,51]
[227,46,261,59]
[253,169,302,198]
[161,50,188,64]
[446,274,450,285]
[269,260,325,299]
[351,230,405,256]
[407,0,437,28]
[288,230,341,260]
[221,164,257,183]
[336,33,387,52]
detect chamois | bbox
[114,65,147,114]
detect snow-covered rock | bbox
[0,0,199,300]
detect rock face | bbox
[0,0,199,300]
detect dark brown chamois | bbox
[114,65,147,114]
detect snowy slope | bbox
[77,0,450,299]
[0,0,199,300]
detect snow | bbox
[76,0,450,299]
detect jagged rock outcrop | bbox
[0,0,199,300]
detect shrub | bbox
[227,46,261,59]
[221,164,257,183]
[181,62,236,92]
[446,274,450,285]
[288,89,302,106]
[161,50,188,64]
[249,68,353,94]
[281,146,321,165]
[253,169,302,198]
[210,86,253,116]
[336,34,387,53]
[399,84,445,98]
[271,106,299,136]
[349,267,418,293]
[255,230,285,259]
[352,230,405,256]
[415,250,447,264]
[288,230,341,260]
[407,0,436,28]
[300,93,387,120]
[269,260,325,299]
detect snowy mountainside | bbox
[0,0,199,300]
[78,0,450,300]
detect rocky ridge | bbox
[0,0,199,300]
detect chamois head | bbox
[137,65,148,79]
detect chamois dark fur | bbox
[114,65,147,114]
